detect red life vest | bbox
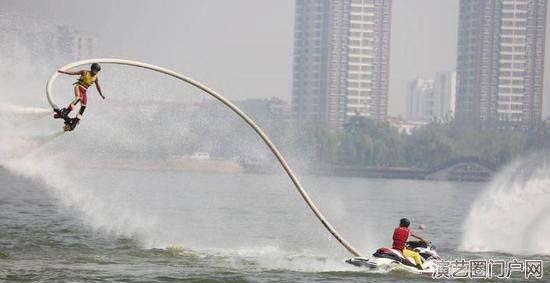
[392,226,410,251]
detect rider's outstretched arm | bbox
[58,70,84,76]
[95,77,105,99]
[410,233,429,244]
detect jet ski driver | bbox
[392,218,429,270]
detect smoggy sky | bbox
[3,0,550,117]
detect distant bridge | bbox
[426,157,496,182]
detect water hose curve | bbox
[46,58,362,257]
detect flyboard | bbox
[46,59,363,257]
[52,109,74,132]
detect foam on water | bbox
[0,81,309,264]
[200,244,367,273]
[1,122,160,248]
[0,49,205,249]
[0,23,361,272]
[460,152,550,255]
[0,103,55,160]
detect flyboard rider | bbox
[54,63,105,131]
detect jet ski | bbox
[345,241,441,275]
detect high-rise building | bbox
[292,0,392,128]
[433,71,457,120]
[456,0,547,126]
[73,33,98,60]
[407,71,456,122]
[55,26,98,61]
[407,78,434,121]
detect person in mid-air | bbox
[54,63,105,131]
[392,218,429,270]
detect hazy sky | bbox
[2,0,549,117]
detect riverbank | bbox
[68,157,494,182]
[316,163,494,182]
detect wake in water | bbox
[0,99,161,246]
[0,103,50,127]
[0,102,61,162]
[0,103,50,115]
[460,152,550,255]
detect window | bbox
[361,57,373,63]
[512,88,523,94]
[501,46,513,52]
[512,96,523,102]
[515,11,527,17]
[513,62,524,68]
[361,65,373,71]
[500,54,513,60]
[499,87,511,93]
[499,104,510,110]
[501,29,514,35]
[512,79,523,84]
[513,71,524,76]
[511,104,523,110]
[516,4,527,10]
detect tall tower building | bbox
[456,0,547,126]
[407,72,457,122]
[292,0,392,128]
[433,71,457,120]
[407,78,434,121]
[73,33,98,60]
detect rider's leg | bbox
[403,248,424,269]
[75,89,87,120]
[66,85,85,113]
[69,90,87,130]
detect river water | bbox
[1,165,548,282]
[0,96,548,282]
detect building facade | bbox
[292,0,392,128]
[407,71,456,122]
[433,71,457,120]
[407,78,434,121]
[456,0,547,126]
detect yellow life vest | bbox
[76,71,97,89]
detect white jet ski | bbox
[345,241,441,275]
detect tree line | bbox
[166,99,549,172]
[294,116,550,170]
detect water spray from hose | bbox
[46,58,363,257]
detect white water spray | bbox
[0,101,160,245]
[460,152,550,255]
[44,58,362,257]
[0,103,50,127]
